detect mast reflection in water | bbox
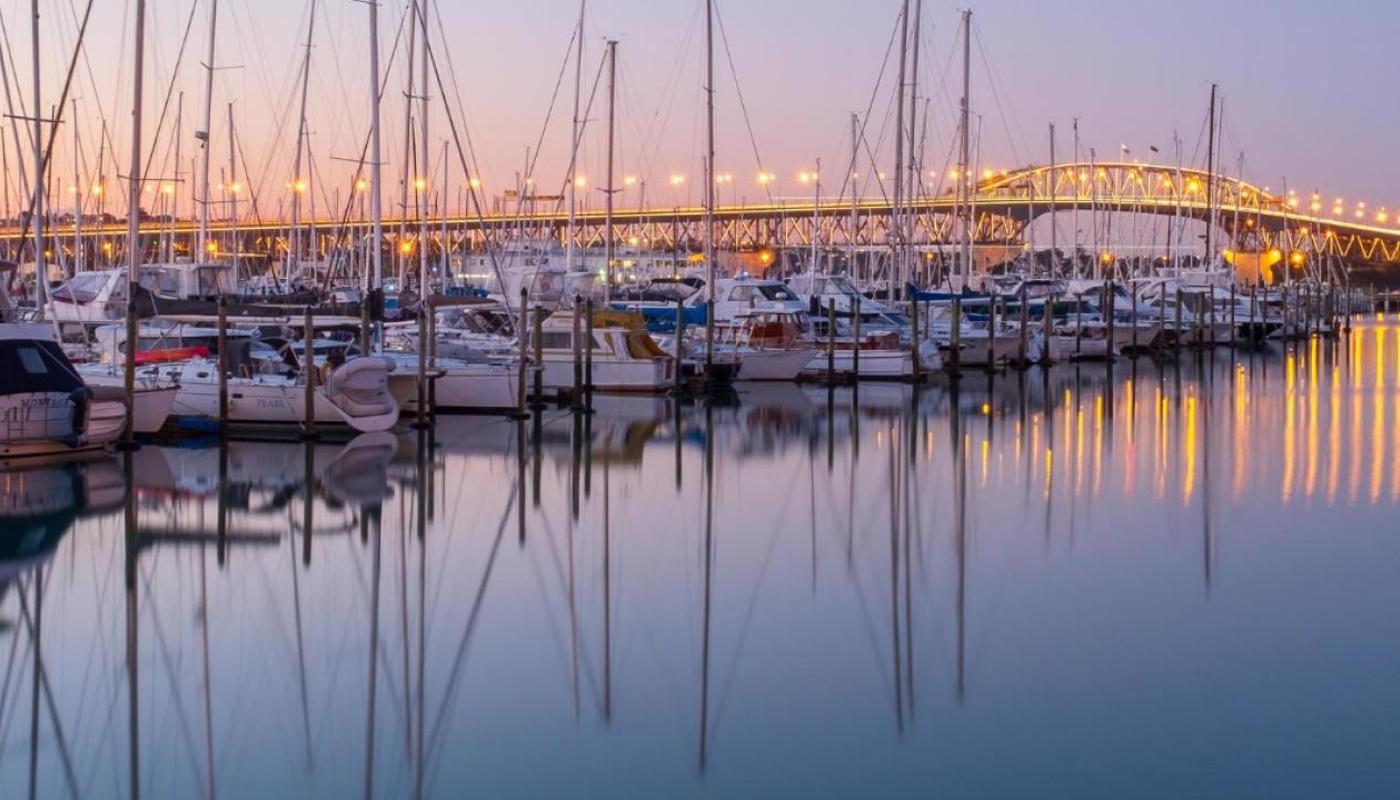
[2,321,1400,798]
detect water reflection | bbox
[3,321,1400,797]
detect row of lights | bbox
[98,168,1395,229]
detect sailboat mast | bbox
[906,0,922,288]
[170,94,182,262]
[604,39,617,305]
[398,7,415,287]
[565,0,585,276]
[891,0,908,299]
[440,141,448,281]
[367,0,383,309]
[703,0,716,377]
[197,0,217,260]
[1048,123,1056,278]
[957,9,972,282]
[124,0,149,444]
[71,99,80,276]
[1204,82,1217,267]
[291,0,316,272]
[417,0,430,295]
[848,112,858,281]
[227,103,237,265]
[30,0,45,308]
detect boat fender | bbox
[66,385,94,447]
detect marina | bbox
[0,0,1397,795]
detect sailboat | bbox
[0,322,127,458]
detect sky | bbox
[7,0,1399,221]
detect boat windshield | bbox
[1023,281,1066,299]
[815,277,860,297]
[196,266,237,296]
[758,284,798,301]
[50,272,111,304]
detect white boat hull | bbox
[75,367,179,433]
[541,357,673,393]
[151,359,401,433]
[1047,335,1115,361]
[410,366,520,411]
[736,348,818,381]
[0,393,106,458]
[937,334,1022,367]
[802,348,940,379]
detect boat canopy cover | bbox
[0,337,84,395]
[618,304,709,333]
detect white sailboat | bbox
[150,355,401,433]
[0,322,125,458]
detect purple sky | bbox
[16,0,1400,221]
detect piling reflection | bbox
[3,320,1400,796]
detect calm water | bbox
[4,319,1400,799]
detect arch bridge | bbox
[7,162,1399,280]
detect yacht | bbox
[701,276,807,323]
[534,310,675,393]
[468,237,596,309]
[0,322,126,458]
[717,310,818,381]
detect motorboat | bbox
[0,322,126,457]
[1046,321,1118,361]
[718,310,818,381]
[534,310,674,393]
[701,276,807,323]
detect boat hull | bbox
[802,348,939,380]
[736,348,819,381]
[75,368,179,433]
[541,358,673,393]
[411,366,520,411]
